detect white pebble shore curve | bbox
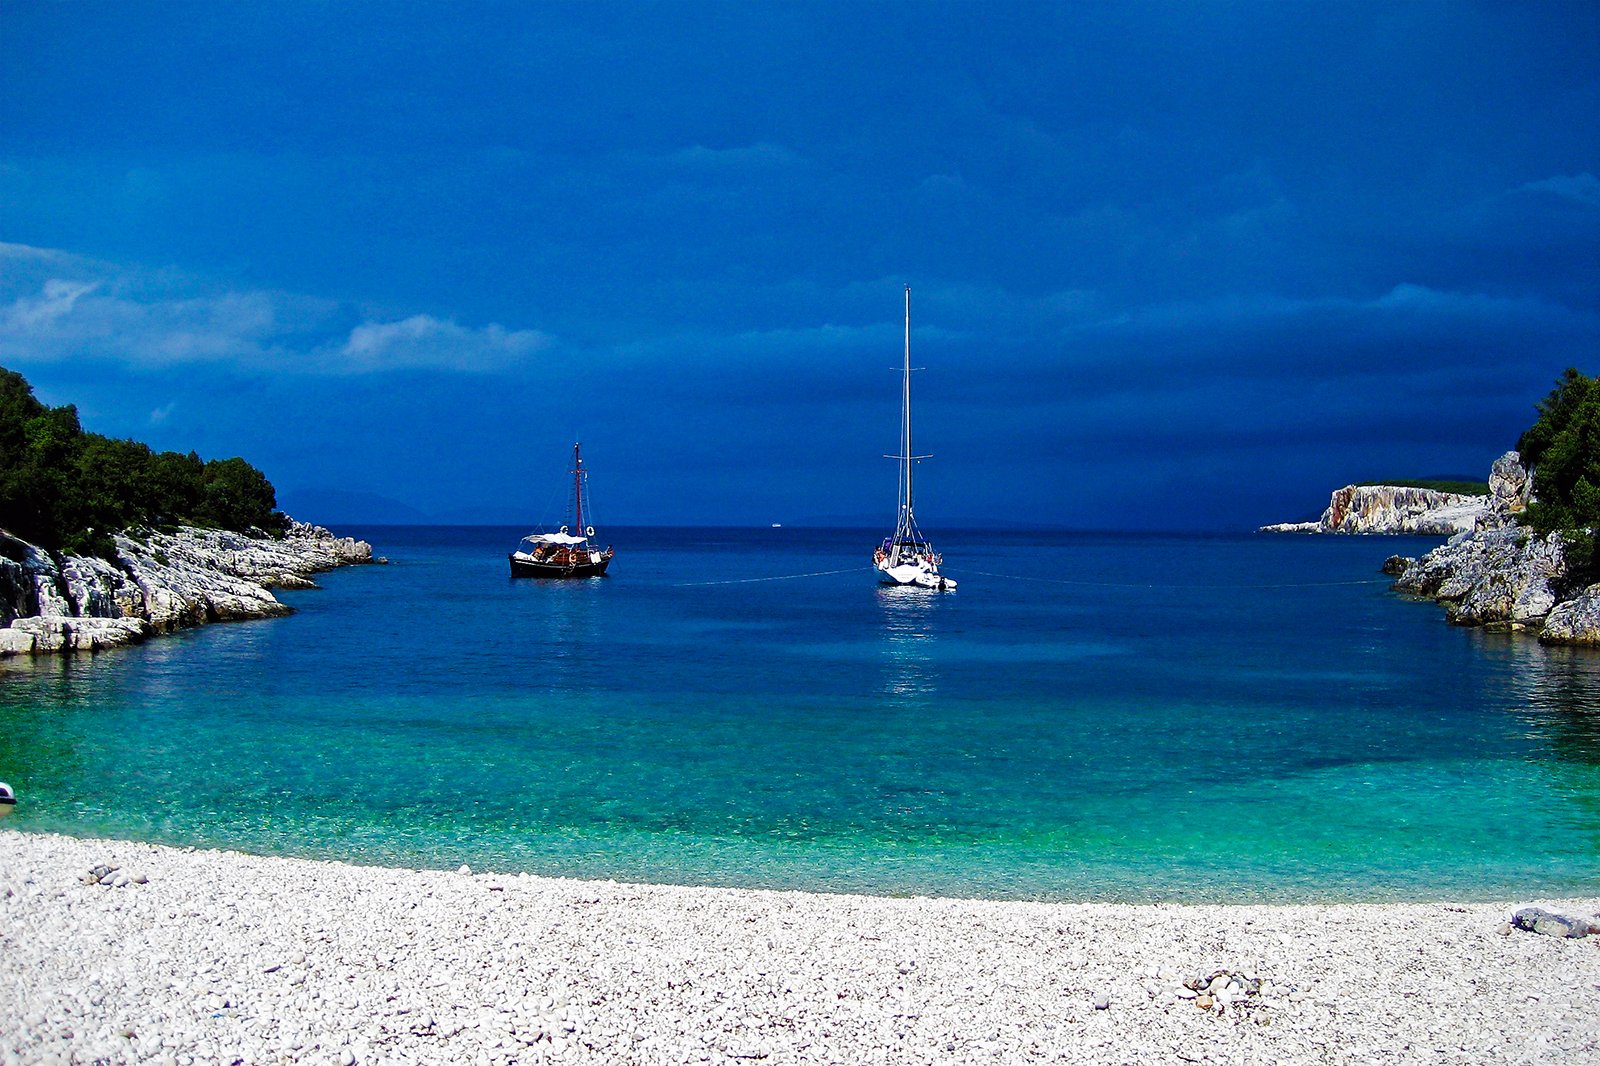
[2,831,1598,1065]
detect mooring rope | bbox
[673,566,871,588]
[959,568,1393,590]
[672,566,1392,591]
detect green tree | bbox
[0,365,289,552]
[148,450,206,526]
[1518,368,1600,574]
[196,456,288,534]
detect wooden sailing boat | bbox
[508,443,614,578]
[873,287,956,590]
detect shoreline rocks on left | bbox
[0,520,377,657]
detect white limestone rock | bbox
[1261,485,1487,535]
[1539,583,1600,646]
[1394,528,1567,628]
[1476,452,1533,532]
[60,553,146,618]
[6,615,151,653]
[0,519,375,657]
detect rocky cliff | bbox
[0,521,376,657]
[1389,530,1600,646]
[1376,453,1600,645]
[1259,453,1531,535]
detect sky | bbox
[1,1,1596,530]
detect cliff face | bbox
[1260,452,1529,536]
[1391,527,1568,629]
[0,521,375,657]
[1376,452,1600,645]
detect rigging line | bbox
[673,566,871,588]
[959,569,1394,590]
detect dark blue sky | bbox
[2,2,1596,529]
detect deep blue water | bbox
[3,526,1598,902]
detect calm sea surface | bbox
[3,526,1598,902]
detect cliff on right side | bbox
[1386,369,1600,646]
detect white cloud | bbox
[0,244,558,375]
[3,279,99,330]
[338,314,551,372]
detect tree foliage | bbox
[0,366,288,556]
[1517,367,1600,571]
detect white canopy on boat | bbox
[521,532,588,546]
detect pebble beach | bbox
[3,831,1598,1065]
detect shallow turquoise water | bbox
[3,527,1598,902]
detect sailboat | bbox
[873,287,957,591]
[508,443,615,578]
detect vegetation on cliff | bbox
[1358,478,1489,496]
[1518,367,1600,572]
[0,366,287,557]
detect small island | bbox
[0,367,377,657]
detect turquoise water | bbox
[3,526,1598,902]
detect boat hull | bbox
[875,559,956,590]
[508,553,612,579]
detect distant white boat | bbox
[771,523,782,528]
[872,287,956,591]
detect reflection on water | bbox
[876,585,940,699]
[1474,629,1600,766]
[511,577,606,693]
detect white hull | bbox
[876,560,957,590]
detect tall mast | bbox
[900,286,913,541]
[572,442,584,538]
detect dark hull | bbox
[508,554,612,579]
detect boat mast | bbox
[899,286,913,546]
[572,442,584,539]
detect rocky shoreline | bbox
[0,520,377,658]
[1266,451,1600,645]
[2,831,1598,1065]
[1377,454,1600,645]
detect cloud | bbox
[339,314,551,372]
[3,278,99,330]
[0,244,558,375]
[1517,172,1600,209]
[667,142,806,172]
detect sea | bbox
[3,526,1598,903]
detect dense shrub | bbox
[1518,367,1600,573]
[0,366,288,556]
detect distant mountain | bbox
[277,488,433,526]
